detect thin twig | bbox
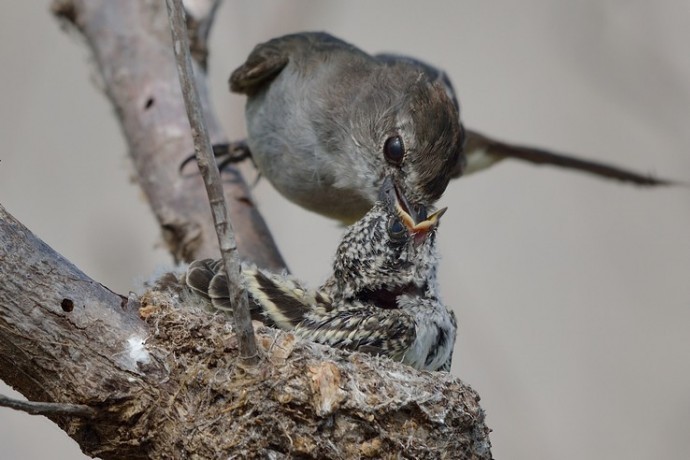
[0,394,97,418]
[165,0,259,364]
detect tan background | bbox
[2,1,689,458]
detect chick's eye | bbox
[387,216,407,243]
[383,135,405,165]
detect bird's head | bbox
[330,176,446,308]
[342,63,464,217]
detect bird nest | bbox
[132,285,492,459]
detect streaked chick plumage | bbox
[185,177,457,371]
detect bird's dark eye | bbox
[383,135,405,166]
[387,216,408,243]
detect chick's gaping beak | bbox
[379,175,447,237]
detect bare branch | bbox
[52,0,286,270]
[165,0,258,364]
[0,394,96,418]
[0,203,163,458]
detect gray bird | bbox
[229,32,463,223]
[185,177,457,371]
[213,32,674,224]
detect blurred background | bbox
[1,1,689,458]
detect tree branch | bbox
[165,0,258,364]
[0,394,97,418]
[52,0,286,270]
[0,203,164,458]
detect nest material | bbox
[135,287,492,459]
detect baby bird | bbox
[185,177,456,371]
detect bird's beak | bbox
[379,175,447,240]
[398,205,447,234]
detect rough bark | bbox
[52,0,285,270]
[0,204,165,458]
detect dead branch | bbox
[0,203,164,458]
[52,0,286,270]
[0,394,97,418]
[165,0,258,364]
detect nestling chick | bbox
[185,177,457,371]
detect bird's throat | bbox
[356,283,427,309]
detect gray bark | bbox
[52,0,285,270]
